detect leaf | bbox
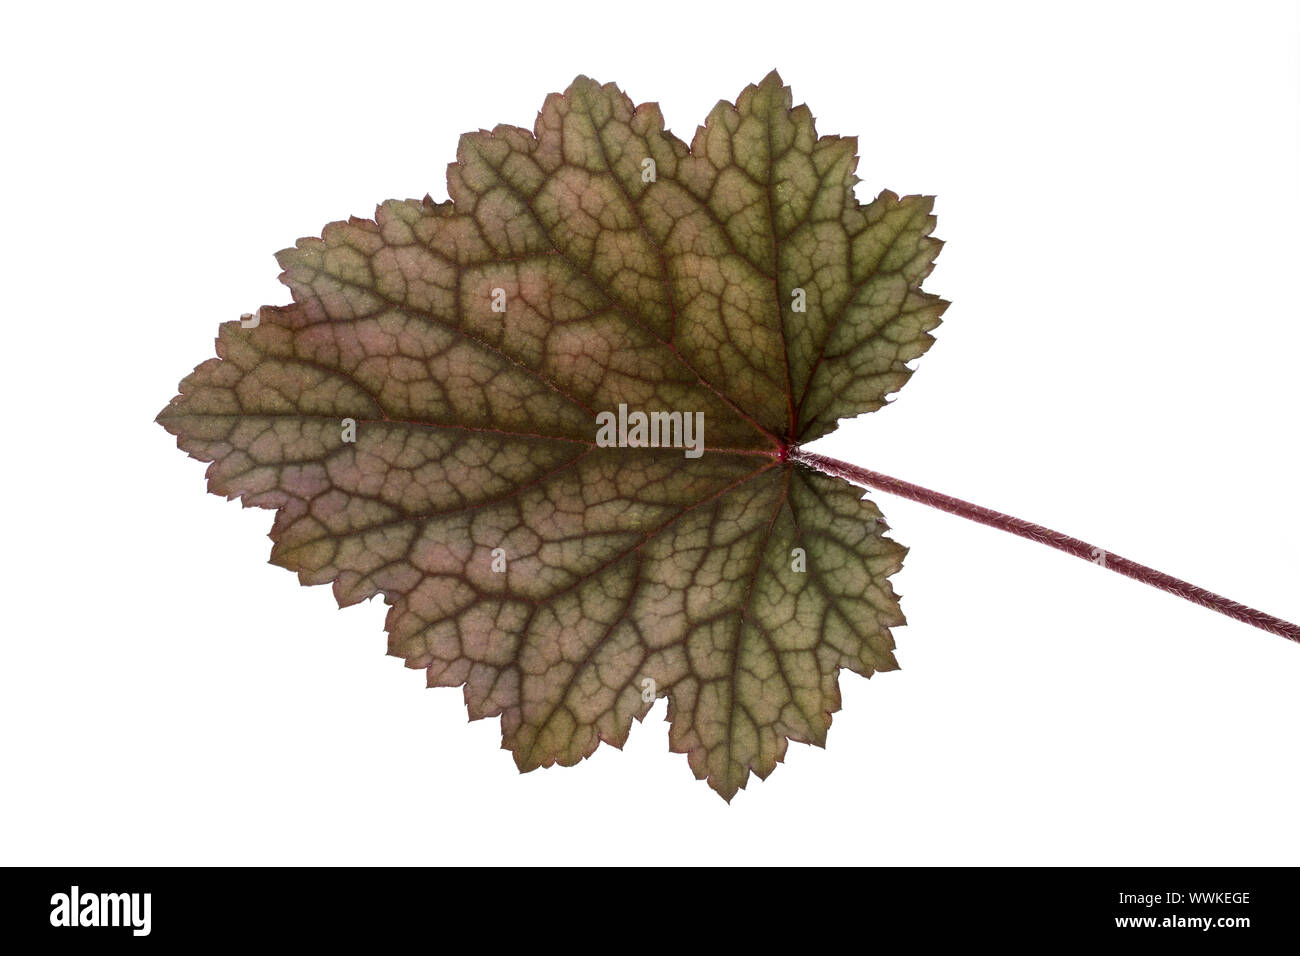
[158,71,947,800]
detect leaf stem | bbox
[791,449,1300,644]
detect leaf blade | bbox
[159,73,942,799]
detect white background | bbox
[2,1,1297,866]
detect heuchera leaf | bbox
[158,72,947,800]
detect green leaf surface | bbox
[158,72,946,800]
